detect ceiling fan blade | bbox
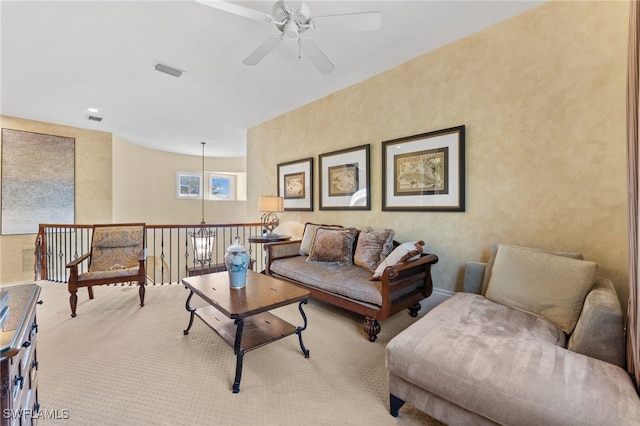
[243,35,284,65]
[309,11,382,32]
[196,0,274,23]
[299,38,335,75]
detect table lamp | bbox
[259,195,284,237]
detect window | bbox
[176,171,202,199]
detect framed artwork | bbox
[319,144,370,210]
[1,129,75,235]
[382,125,465,212]
[176,171,202,199]
[277,157,313,211]
[209,173,236,200]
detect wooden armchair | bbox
[66,223,146,317]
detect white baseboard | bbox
[1,280,36,287]
[419,287,455,315]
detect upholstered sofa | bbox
[386,243,640,425]
[265,223,439,342]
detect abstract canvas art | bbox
[2,129,75,235]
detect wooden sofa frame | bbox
[265,239,439,341]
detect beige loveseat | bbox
[386,243,640,425]
[265,223,438,342]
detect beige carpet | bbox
[34,280,444,426]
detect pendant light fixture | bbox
[189,142,215,265]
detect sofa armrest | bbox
[380,254,439,314]
[381,253,439,279]
[567,276,625,367]
[265,240,302,274]
[463,262,487,294]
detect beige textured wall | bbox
[247,2,630,304]
[0,115,112,283]
[0,119,250,283]
[112,136,248,224]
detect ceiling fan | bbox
[196,0,382,74]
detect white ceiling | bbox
[1,0,543,158]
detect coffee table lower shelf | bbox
[195,306,300,352]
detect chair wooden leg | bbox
[69,290,78,318]
[139,283,145,307]
[87,286,94,299]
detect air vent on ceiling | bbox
[88,115,103,122]
[154,62,185,78]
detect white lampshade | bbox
[259,196,284,212]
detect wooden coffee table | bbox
[181,270,310,393]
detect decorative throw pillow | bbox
[299,223,342,256]
[370,240,424,280]
[485,244,597,334]
[353,227,395,271]
[306,227,358,267]
[481,243,583,296]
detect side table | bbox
[247,235,291,244]
[248,235,291,272]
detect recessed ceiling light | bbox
[153,62,185,78]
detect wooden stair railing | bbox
[35,222,264,284]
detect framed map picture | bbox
[382,126,465,211]
[284,172,305,199]
[319,144,370,210]
[277,157,313,211]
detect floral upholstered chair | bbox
[66,223,146,317]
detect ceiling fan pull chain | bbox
[298,37,302,59]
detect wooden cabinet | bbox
[1,284,41,426]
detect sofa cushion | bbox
[353,227,395,271]
[306,227,358,267]
[485,244,596,334]
[299,223,342,256]
[371,241,424,280]
[481,243,583,295]
[386,292,640,426]
[271,256,384,305]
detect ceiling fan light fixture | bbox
[283,21,299,38]
[153,62,185,78]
